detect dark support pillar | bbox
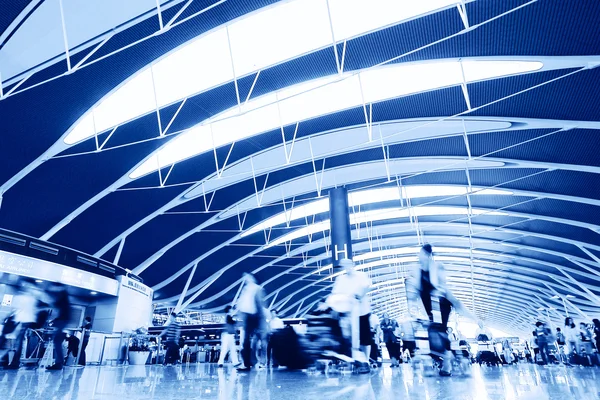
[329,187,352,266]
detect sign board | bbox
[1,294,12,307]
[0,250,118,296]
[112,276,153,332]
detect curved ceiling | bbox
[1,0,600,336]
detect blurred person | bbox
[159,312,181,365]
[2,278,39,369]
[45,282,72,371]
[369,313,382,365]
[593,319,600,354]
[475,321,493,342]
[579,322,594,359]
[501,338,513,365]
[380,313,400,367]
[406,244,478,376]
[564,317,579,355]
[267,309,283,367]
[65,331,80,364]
[328,258,372,366]
[555,327,569,365]
[77,316,93,366]
[524,341,532,363]
[535,321,550,365]
[217,306,240,367]
[236,273,268,371]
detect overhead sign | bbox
[119,276,153,298]
[0,250,118,296]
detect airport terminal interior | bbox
[1,0,600,399]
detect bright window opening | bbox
[243,185,512,238]
[64,0,465,146]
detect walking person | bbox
[159,312,181,365]
[78,317,92,366]
[236,273,268,372]
[535,321,550,365]
[555,327,569,365]
[380,313,400,367]
[45,282,72,371]
[328,258,372,369]
[564,317,579,359]
[3,278,39,369]
[267,309,284,368]
[217,306,240,367]
[407,245,478,376]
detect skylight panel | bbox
[151,29,234,107]
[461,60,543,82]
[241,198,329,238]
[327,0,461,40]
[242,186,511,238]
[227,0,332,77]
[129,59,543,179]
[266,206,508,248]
[93,68,156,134]
[63,0,475,146]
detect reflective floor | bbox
[0,363,599,400]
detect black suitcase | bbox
[428,323,449,357]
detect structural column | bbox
[329,187,352,266]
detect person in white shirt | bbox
[267,309,284,367]
[475,321,493,342]
[563,317,579,355]
[328,258,372,363]
[236,273,268,371]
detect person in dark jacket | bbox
[159,312,181,365]
[79,316,92,366]
[380,313,400,367]
[46,283,72,371]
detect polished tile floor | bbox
[0,363,599,400]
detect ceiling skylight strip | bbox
[265,206,508,248]
[64,0,466,146]
[242,185,512,238]
[129,59,543,178]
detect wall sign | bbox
[0,250,118,296]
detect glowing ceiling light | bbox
[242,185,512,237]
[64,0,466,146]
[266,206,508,248]
[130,59,542,178]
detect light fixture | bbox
[35,279,43,283]
[90,291,97,295]
[64,0,468,146]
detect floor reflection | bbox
[0,363,598,400]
